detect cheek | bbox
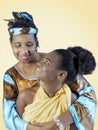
[44,68,57,80]
[30,50,38,59]
[12,48,18,55]
[31,45,36,50]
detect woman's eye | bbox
[27,44,32,47]
[14,43,21,47]
[26,42,34,47]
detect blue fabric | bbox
[69,105,85,130]
[76,96,96,123]
[79,86,94,95]
[69,85,96,130]
[9,27,37,35]
[4,74,15,85]
[3,98,28,130]
[21,13,32,21]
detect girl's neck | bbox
[43,81,63,97]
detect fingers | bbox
[33,122,43,127]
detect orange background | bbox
[0,0,98,129]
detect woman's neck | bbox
[15,62,37,78]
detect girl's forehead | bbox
[44,52,61,64]
[44,52,57,59]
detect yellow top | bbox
[22,83,71,130]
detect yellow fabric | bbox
[22,83,71,130]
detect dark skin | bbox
[10,34,77,130]
[16,52,78,130]
[16,87,77,118]
[17,87,77,130]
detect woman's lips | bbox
[19,55,30,61]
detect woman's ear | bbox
[57,71,67,81]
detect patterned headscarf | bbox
[4,12,37,36]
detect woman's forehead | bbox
[12,34,35,42]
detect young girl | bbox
[16,46,96,130]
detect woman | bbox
[3,11,97,130]
[3,11,42,130]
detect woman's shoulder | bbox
[4,65,17,75]
[3,63,23,80]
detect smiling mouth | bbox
[19,54,30,59]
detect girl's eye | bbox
[45,60,49,64]
[42,58,50,65]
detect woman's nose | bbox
[21,46,28,54]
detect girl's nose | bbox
[36,62,41,67]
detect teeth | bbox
[21,57,26,58]
[19,56,29,59]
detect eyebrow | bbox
[13,41,35,44]
[12,42,21,45]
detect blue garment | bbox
[69,85,97,130]
[3,98,28,130]
[3,66,39,130]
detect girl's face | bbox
[35,52,61,82]
[11,34,38,63]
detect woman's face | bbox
[11,34,38,63]
[35,52,61,82]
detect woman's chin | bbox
[18,56,30,63]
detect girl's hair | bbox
[6,11,39,47]
[53,46,96,84]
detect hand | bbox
[33,121,58,130]
[71,92,78,104]
[26,123,42,130]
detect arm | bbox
[69,75,97,130]
[58,74,97,130]
[16,91,26,117]
[3,72,28,130]
[3,98,28,130]
[16,87,35,117]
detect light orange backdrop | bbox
[0,0,98,130]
